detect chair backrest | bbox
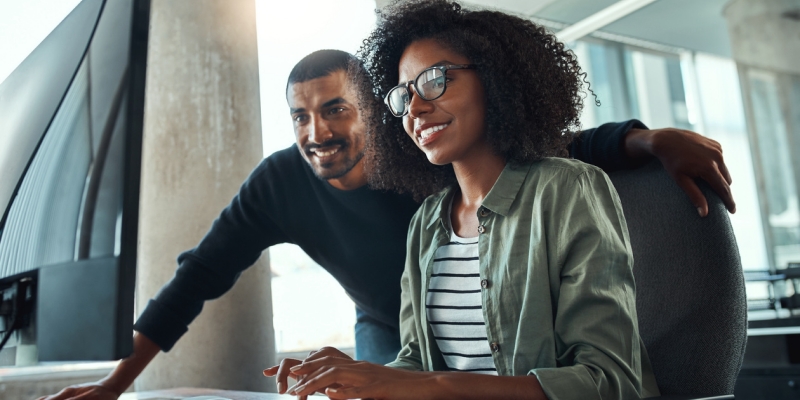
[608,160,748,396]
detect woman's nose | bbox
[407,85,434,118]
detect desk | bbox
[119,388,300,400]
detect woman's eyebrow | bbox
[430,60,455,67]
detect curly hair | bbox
[355,0,590,201]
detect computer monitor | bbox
[0,0,149,364]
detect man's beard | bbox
[304,140,364,180]
[313,150,364,180]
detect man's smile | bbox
[305,140,348,164]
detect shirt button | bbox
[479,207,490,217]
[477,224,486,234]
[481,279,490,289]
[490,342,500,352]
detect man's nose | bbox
[308,117,333,144]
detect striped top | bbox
[425,229,497,375]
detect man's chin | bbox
[311,163,351,180]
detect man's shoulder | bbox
[258,144,303,169]
[249,144,308,181]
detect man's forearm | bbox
[99,332,161,395]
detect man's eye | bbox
[293,114,308,123]
[329,107,345,115]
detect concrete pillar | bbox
[723,0,800,75]
[135,0,276,393]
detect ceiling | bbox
[464,0,734,57]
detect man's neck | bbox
[326,161,368,191]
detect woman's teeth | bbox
[420,123,448,139]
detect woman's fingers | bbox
[264,358,302,394]
[291,354,357,377]
[261,365,279,376]
[290,364,366,397]
[268,347,355,396]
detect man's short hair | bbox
[286,49,359,94]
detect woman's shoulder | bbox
[522,157,615,198]
[530,157,605,180]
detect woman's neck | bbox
[451,145,506,210]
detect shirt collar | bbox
[425,161,533,230]
[481,162,533,216]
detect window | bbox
[255,0,376,354]
[571,39,772,316]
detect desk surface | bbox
[119,388,304,400]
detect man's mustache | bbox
[304,139,348,153]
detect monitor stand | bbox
[0,325,37,366]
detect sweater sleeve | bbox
[569,119,649,172]
[133,158,290,352]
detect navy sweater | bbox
[134,119,646,351]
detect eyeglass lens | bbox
[417,68,445,100]
[387,67,446,116]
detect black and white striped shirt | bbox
[426,229,497,375]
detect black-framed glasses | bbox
[383,64,476,117]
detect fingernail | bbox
[328,388,339,393]
[287,383,299,395]
[697,207,705,217]
[290,364,302,371]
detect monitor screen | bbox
[0,0,149,364]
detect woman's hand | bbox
[262,346,353,399]
[287,357,437,400]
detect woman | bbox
[265,1,659,398]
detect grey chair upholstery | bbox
[608,160,748,398]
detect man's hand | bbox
[625,127,735,217]
[36,382,120,400]
[36,333,160,400]
[263,346,353,399]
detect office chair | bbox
[608,160,748,400]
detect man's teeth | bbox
[312,148,339,157]
[420,124,448,139]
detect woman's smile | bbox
[415,122,450,146]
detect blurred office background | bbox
[0,0,798,398]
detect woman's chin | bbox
[424,152,452,166]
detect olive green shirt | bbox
[387,158,659,400]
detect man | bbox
[42,50,734,400]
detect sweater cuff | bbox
[573,119,649,172]
[133,299,189,352]
[614,118,649,169]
